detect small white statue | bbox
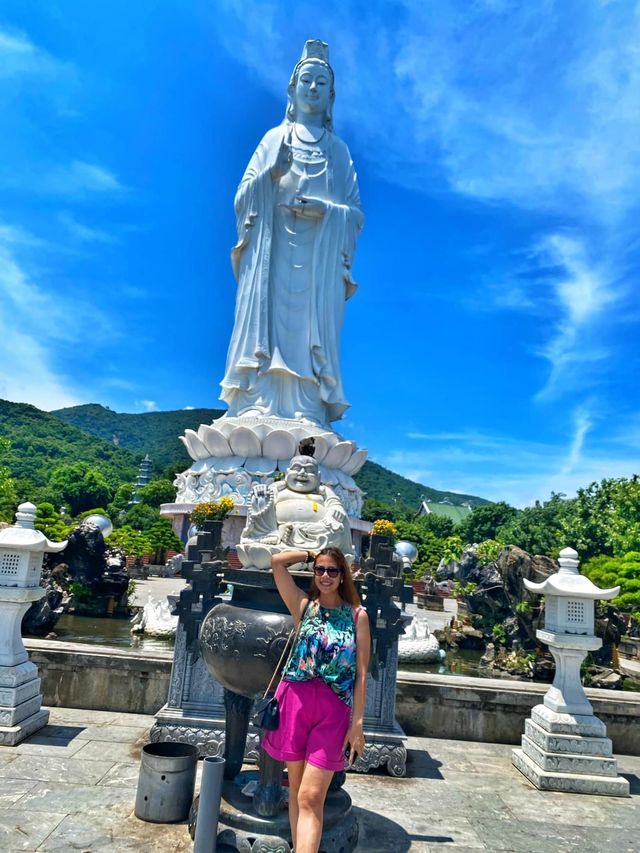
[236,443,353,569]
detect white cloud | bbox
[530,233,621,399]
[139,400,158,411]
[0,27,65,79]
[42,160,125,197]
[58,212,115,244]
[212,1,640,221]
[387,409,639,507]
[0,235,80,409]
[0,223,117,409]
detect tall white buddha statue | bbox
[220,39,364,427]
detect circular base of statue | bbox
[189,771,359,853]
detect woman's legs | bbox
[286,760,305,850]
[294,762,334,853]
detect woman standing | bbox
[264,547,370,853]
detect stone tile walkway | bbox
[0,707,638,851]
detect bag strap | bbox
[261,599,308,700]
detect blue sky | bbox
[1,0,639,507]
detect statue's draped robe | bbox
[220,125,363,425]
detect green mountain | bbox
[355,460,486,508]
[52,404,488,508]
[53,404,224,475]
[0,399,139,497]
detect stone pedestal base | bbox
[0,660,48,746]
[0,708,49,746]
[512,703,629,797]
[151,707,407,778]
[151,705,259,763]
[189,771,359,853]
[355,723,407,777]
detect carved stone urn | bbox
[199,577,293,699]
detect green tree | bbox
[34,502,69,542]
[122,502,160,532]
[108,525,152,558]
[146,518,184,564]
[582,552,640,612]
[362,498,413,523]
[48,462,112,516]
[107,482,135,523]
[137,479,176,508]
[416,512,457,539]
[497,494,572,556]
[459,501,517,544]
[563,477,640,559]
[395,519,446,576]
[610,477,640,556]
[0,438,17,522]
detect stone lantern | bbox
[0,502,67,745]
[512,547,629,796]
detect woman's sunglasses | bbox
[313,565,342,578]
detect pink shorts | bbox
[262,678,350,772]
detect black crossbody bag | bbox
[252,606,305,732]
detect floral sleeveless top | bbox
[283,600,357,706]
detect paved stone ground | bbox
[0,707,638,852]
[130,577,187,609]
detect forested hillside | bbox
[53,404,225,475]
[356,460,486,508]
[52,404,487,507]
[0,400,138,497]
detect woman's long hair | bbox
[309,547,361,607]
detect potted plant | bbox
[190,497,235,548]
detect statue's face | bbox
[294,61,331,118]
[285,456,320,493]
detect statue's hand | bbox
[251,483,273,513]
[271,128,293,181]
[290,195,327,218]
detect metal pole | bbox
[193,756,226,853]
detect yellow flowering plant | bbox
[190,497,235,527]
[370,518,398,540]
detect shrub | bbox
[190,497,235,527]
[370,518,398,540]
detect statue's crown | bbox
[299,39,330,66]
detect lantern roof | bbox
[523,547,619,601]
[0,503,67,553]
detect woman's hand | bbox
[271,129,293,181]
[343,722,365,766]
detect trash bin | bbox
[135,742,198,823]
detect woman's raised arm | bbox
[271,550,310,624]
